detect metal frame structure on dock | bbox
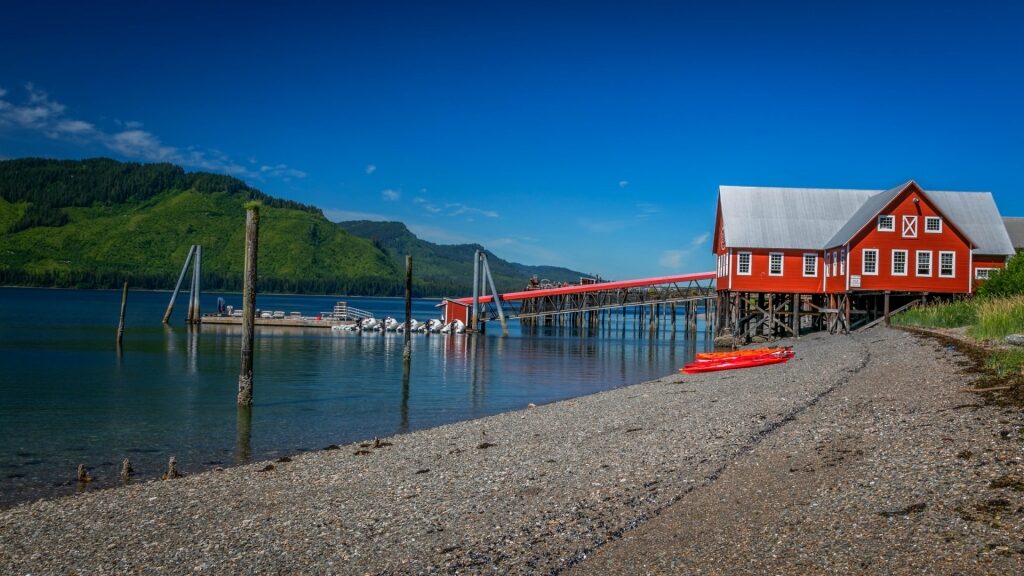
[452,271,718,335]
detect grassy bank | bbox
[893,295,1024,379]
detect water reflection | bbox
[0,288,712,507]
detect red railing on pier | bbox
[455,271,717,305]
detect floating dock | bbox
[200,315,358,329]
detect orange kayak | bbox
[695,347,790,361]
[681,351,794,374]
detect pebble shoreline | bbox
[2,327,1022,574]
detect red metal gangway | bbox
[442,271,717,326]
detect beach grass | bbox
[891,299,977,329]
[969,295,1024,340]
[893,295,1024,340]
[985,348,1024,377]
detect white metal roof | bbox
[718,186,877,250]
[1003,217,1024,250]
[718,183,1014,256]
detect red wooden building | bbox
[713,180,1015,335]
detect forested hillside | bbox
[339,220,589,294]
[0,158,588,296]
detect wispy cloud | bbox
[0,83,304,182]
[260,163,307,180]
[323,208,395,222]
[365,164,376,174]
[658,232,711,270]
[381,188,400,201]
[619,180,629,188]
[445,202,498,218]
[658,250,686,269]
[406,222,474,245]
[637,203,659,213]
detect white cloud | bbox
[658,250,685,269]
[323,208,395,222]
[381,188,400,201]
[259,163,307,180]
[619,180,629,188]
[0,83,303,183]
[365,164,376,174]
[657,233,710,270]
[445,202,498,218]
[107,129,177,160]
[53,119,96,135]
[406,222,474,244]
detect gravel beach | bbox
[2,327,1022,575]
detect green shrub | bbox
[978,250,1024,297]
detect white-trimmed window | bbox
[925,216,942,233]
[831,252,837,276]
[737,252,751,275]
[975,268,996,280]
[803,253,817,277]
[902,215,918,238]
[839,251,845,275]
[769,252,784,276]
[891,249,908,276]
[877,215,895,232]
[916,250,932,277]
[862,249,879,275]
[939,251,955,278]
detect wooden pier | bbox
[445,271,718,336]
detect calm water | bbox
[0,287,710,506]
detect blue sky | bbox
[2,1,1022,279]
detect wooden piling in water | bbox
[404,255,412,361]
[237,205,259,407]
[163,245,196,324]
[116,281,128,346]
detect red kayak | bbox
[693,349,794,363]
[680,350,794,374]
[695,347,790,361]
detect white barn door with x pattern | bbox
[902,215,918,238]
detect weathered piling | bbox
[163,245,196,323]
[76,464,92,483]
[161,456,181,480]
[187,245,203,324]
[237,204,259,407]
[236,406,252,464]
[116,281,128,346]
[120,458,133,484]
[404,255,412,361]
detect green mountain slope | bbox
[0,158,589,296]
[338,220,590,293]
[0,159,399,294]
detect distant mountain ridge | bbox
[338,220,589,294]
[0,158,588,296]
